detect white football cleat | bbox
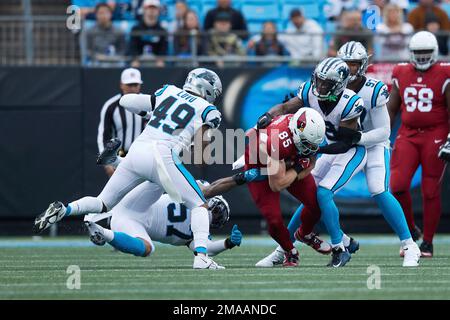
[399,246,405,257]
[402,242,421,267]
[193,254,225,269]
[255,246,285,267]
[84,220,106,246]
[34,201,66,233]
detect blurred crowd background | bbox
[0,0,449,66]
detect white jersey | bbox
[354,77,390,148]
[136,84,222,154]
[110,181,193,246]
[297,81,364,144]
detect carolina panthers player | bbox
[84,181,242,263]
[255,58,367,267]
[282,42,421,267]
[34,68,225,269]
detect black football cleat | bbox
[346,237,360,254]
[283,249,299,267]
[97,138,121,165]
[327,247,351,268]
[419,240,433,258]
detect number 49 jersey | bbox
[138,84,222,153]
[392,62,450,129]
[297,81,364,143]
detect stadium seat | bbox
[247,20,263,34]
[241,2,280,21]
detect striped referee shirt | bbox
[97,93,146,154]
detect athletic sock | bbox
[191,206,210,254]
[109,232,147,257]
[342,233,351,247]
[331,242,345,250]
[374,191,411,241]
[317,187,343,245]
[423,195,441,243]
[67,197,104,216]
[401,237,414,248]
[287,205,303,242]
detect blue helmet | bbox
[311,57,350,101]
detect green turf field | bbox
[1,236,450,300]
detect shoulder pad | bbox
[341,94,364,121]
[296,81,312,108]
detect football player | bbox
[388,31,450,257]
[255,58,367,267]
[84,181,242,263]
[35,68,225,269]
[273,41,421,267]
[244,107,329,267]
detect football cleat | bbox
[255,247,285,267]
[327,247,351,268]
[283,249,299,267]
[33,201,66,233]
[193,254,225,269]
[84,220,106,246]
[295,229,332,255]
[400,226,423,257]
[97,138,121,165]
[419,241,433,258]
[346,237,360,254]
[402,242,421,267]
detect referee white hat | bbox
[121,68,143,85]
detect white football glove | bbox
[438,133,450,163]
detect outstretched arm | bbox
[119,94,154,117]
[257,96,303,129]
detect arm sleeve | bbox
[358,105,391,147]
[296,81,312,107]
[119,94,154,116]
[201,106,222,129]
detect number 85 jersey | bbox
[138,84,222,153]
[392,62,450,129]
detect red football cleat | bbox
[295,229,332,255]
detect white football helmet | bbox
[312,57,350,101]
[288,108,325,156]
[337,41,370,82]
[183,68,222,104]
[409,31,438,71]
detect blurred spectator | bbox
[203,0,248,39]
[281,9,324,60]
[407,0,449,55]
[207,11,246,67]
[128,0,168,67]
[324,0,369,21]
[328,10,374,56]
[85,3,126,62]
[376,4,414,60]
[248,22,287,56]
[166,0,190,33]
[174,10,204,56]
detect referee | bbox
[97,68,146,177]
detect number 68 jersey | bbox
[392,62,450,129]
[137,84,222,154]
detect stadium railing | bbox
[1,15,450,66]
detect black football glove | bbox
[438,133,450,162]
[256,112,273,129]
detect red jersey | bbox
[245,114,297,169]
[392,62,450,129]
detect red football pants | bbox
[247,173,321,251]
[390,125,448,243]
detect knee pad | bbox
[422,177,441,200]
